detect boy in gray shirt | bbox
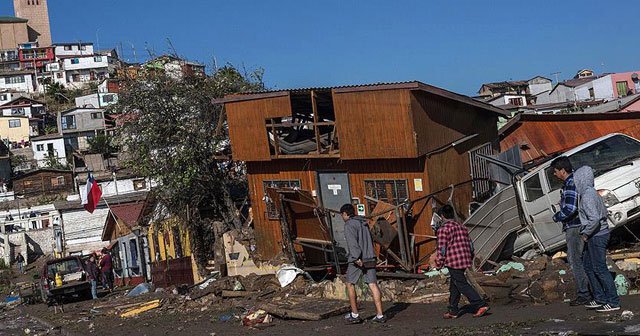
[340,203,386,324]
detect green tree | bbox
[111,64,264,273]
[43,152,68,170]
[88,134,116,156]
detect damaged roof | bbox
[216,81,508,116]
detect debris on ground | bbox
[127,282,153,297]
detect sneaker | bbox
[585,301,603,309]
[569,298,590,306]
[596,304,621,312]
[473,306,490,318]
[344,313,363,324]
[443,312,458,319]
[371,315,387,323]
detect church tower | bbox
[13,0,52,46]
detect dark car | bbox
[40,256,91,302]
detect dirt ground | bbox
[5,292,640,336]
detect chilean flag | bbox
[82,174,102,213]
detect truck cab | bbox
[515,133,640,253]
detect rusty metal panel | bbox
[500,113,640,164]
[150,256,194,288]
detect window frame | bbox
[8,119,21,128]
[363,179,409,212]
[523,173,545,202]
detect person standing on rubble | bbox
[340,203,386,324]
[435,204,489,318]
[574,166,621,312]
[86,254,100,300]
[99,248,115,292]
[551,156,592,306]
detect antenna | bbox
[166,38,179,59]
[550,71,561,84]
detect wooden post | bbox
[278,194,298,267]
[311,91,321,154]
[270,118,280,157]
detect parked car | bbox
[40,256,91,302]
[467,133,640,269]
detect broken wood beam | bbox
[609,251,640,260]
[221,290,257,298]
[120,300,162,318]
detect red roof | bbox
[110,202,145,228]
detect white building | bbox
[0,71,34,93]
[31,133,67,168]
[0,91,27,105]
[53,43,94,58]
[75,92,118,108]
[78,176,153,198]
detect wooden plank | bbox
[221,290,257,298]
[610,251,640,261]
[259,296,350,321]
[120,300,162,318]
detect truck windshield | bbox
[545,135,640,192]
[47,259,83,279]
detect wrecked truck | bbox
[467,133,640,269]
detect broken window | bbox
[364,179,409,213]
[266,90,338,157]
[263,180,301,219]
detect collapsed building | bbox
[218,81,506,273]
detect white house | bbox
[0,97,45,118]
[75,92,118,108]
[78,176,153,198]
[53,43,94,58]
[31,133,67,168]
[0,71,34,93]
[0,91,27,106]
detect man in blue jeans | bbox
[574,166,620,312]
[551,157,591,306]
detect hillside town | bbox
[1,1,640,336]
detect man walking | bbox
[15,253,25,274]
[573,166,621,312]
[551,156,591,306]
[435,204,489,318]
[340,203,386,324]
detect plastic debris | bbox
[558,270,566,275]
[615,274,630,296]
[233,280,245,291]
[424,268,449,278]
[242,309,273,327]
[276,265,304,288]
[496,262,525,273]
[126,282,153,297]
[622,310,634,320]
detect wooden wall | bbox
[333,89,418,159]
[13,170,73,195]
[247,155,473,262]
[410,91,499,155]
[226,94,292,161]
[500,114,640,163]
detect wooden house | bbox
[12,168,73,196]
[220,81,506,266]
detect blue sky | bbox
[2,0,638,95]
